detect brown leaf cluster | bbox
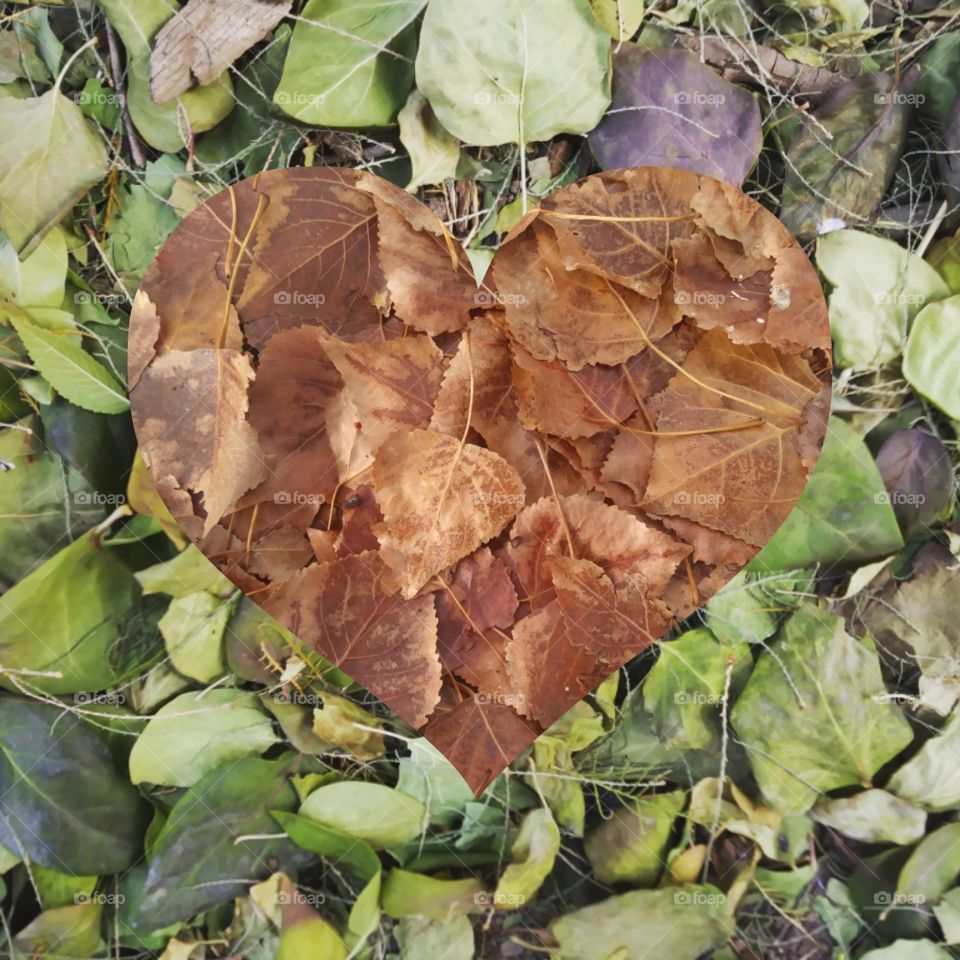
[129,167,831,794]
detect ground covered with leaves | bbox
[0,1,959,958]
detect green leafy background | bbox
[0,1,959,958]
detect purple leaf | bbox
[875,428,954,536]
[587,46,762,186]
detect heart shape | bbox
[129,166,831,794]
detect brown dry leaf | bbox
[436,547,518,695]
[322,334,445,456]
[422,698,540,795]
[642,328,822,546]
[495,220,680,369]
[129,164,832,784]
[538,167,698,297]
[511,343,639,439]
[264,551,442,727]
[356,172,477,335]
[243,324,342,509]
[127,290,160,390]
[132,348,265,534]
[151,0,292,103]
[373,429,525,598]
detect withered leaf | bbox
[373,429,525,599]
[132,348,266,535]
[264,551,442,727]
[322,334,445,457]
[422,698,540,796]
[642,328,821,546]
[130,164,832,784]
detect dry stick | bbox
[701,654,736,883]
[675,33,849,103]
[104,19,146,167]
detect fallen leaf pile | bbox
[129,166,832,793]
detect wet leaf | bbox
[781,73,914,240]
[0,699,146,874]
[589,46,762,185]
[875,429,954,536]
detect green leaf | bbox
[549,885,735,960]
[904,294,960,420]
[158,590,237,683]
[589,0,645,39]
[752,418,904,572]
[274,0,423,127]
[705,570,812,646]
[898,822,960,903]
[584,791,684,885]
[0,88,108,254]
[381,868,484,919]
[299,782,426,849]
[860,942,953,960]
[0,419,104,585]
[916,32,960,123]
[933,888,960,945]
[135,545,235,599]
[0,529,138,694]
[9,314,128,414]
[398,89,460,191]
[0,699,146,874]
[277,912,348,960]
[395,915,475,959]
[643,628,752,751]
[13,903,103,959]
[32,865,96,911]
[272,810,380,883]
[136,756,311,929]
[396,738,475,826]
[731,604,913,814]
[416,0,611,146]
[129,689,279,787]
[495,807,560,905]
[812,789,926,845]
[817,229,949,369]
[888,711,960,812]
